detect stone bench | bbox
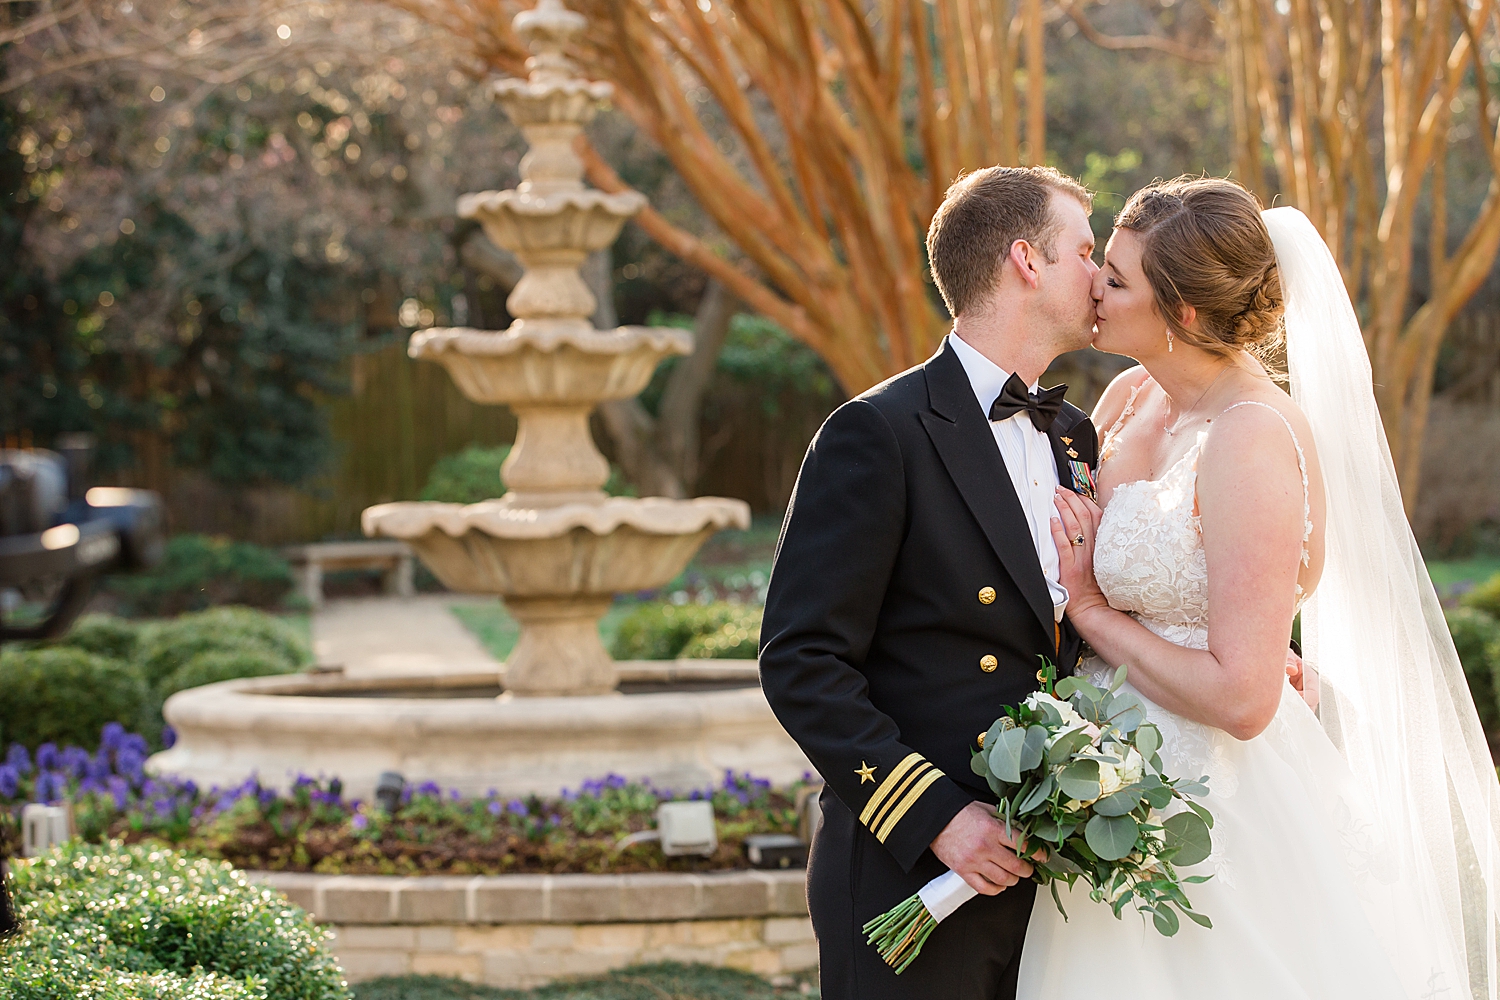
[281,541,415,609]
[250,869,814,988]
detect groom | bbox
[759,165,1101,999]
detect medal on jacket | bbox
[1069,459,1096,501]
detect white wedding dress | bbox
[1017,389,1450,998]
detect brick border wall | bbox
[249,869,816,988]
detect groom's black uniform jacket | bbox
[759,339,1099,998]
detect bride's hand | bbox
[1051,487,1108,616]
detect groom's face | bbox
[1036,194,1099,352]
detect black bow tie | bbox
[988,373,1067,431]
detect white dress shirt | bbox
[947,333,1068,622]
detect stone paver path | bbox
[312,594,500,677]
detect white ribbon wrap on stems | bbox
[917,869,979,924]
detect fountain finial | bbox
[513,0,589,85]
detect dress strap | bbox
[1217,400,1313,567]
[1099,378,1149,464]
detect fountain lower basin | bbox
[149,662,811,800]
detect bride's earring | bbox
[1166,329,1175,353]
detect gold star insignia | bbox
[1061,436,1073,445]
[855,761,877,784]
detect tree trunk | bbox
[596,271,738,498]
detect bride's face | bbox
[1092,229,1163,357]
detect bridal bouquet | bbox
[864,660,1216,973]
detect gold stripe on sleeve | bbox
[874,767,946,844]
[866,762,932,834]
[858,753,924,826]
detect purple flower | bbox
[86,751,111,784]
[100,722,127,751]
[116,747,146,785]
[160,726,177,749]
[506,799,528,817]
[0,765,18,799]
[34,771,62,803]
[487,800,504,817]
[60,747,89,779]
[5,745,30,775]
[106,776,130,810]
[352,814,369,831]
[35,743,59,772]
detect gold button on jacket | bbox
[979,654,999,672]
[977,586,996,605]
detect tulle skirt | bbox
[1018,668,1453,999]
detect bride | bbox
[1020,177,1500,998]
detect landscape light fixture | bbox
[374,771,404,814]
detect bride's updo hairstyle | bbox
[1114,176,1284,361]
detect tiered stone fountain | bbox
[151,1,809,797]
[361,0,747,697]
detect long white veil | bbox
[1267,205,1500,999]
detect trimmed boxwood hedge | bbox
[0,842,349,1000]
[0,647,154,752]
[104,534,297,617]
[609,603,761,661]
[135,607,311,691]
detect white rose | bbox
[1096,759,1122,797]
[1121,748,1145,786]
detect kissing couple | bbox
[759,167,1500,999]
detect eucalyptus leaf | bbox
[985,770,1011,798]
[1108,690,1146,732]
[971,750,990,777]
[1140,780,1174,810]
[1020,725,1049,772]
[1047,729,1092,765]
[1070,677,1104,702]
[988,726,1029,783]
[1184,908,1213,929]
[1031,700,1063,727]
[1053,677,1080,699]
[1187,800,1215,830]
[1134,723,1161,759]
[1084,813,1139,861]
[1153,904,1181,936]
[1017,772,1057,814]
[1163,811,1213,867]
[1092,788,1143,817]
[1109,664,1128,694]
[1057,759,1101,801]
[1174,779,1210,798]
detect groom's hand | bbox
[930,801,1034,895]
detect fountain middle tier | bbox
[362,497,751,695]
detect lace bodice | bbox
[1092,382,1313,647]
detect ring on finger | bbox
[1071,534,1085,546]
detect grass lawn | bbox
[1427,555,1500,593]
[450,602,638,662]
[351,963,817,999]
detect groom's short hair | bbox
[927,166,1092,317]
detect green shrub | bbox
[51,614,143,662]
[0,647,152,751]
[610,603,761,660]
[1463,572,1500,619]
[421,444,635,504]
[106,534,294,617]
[1447,606,1500,733]
[0,842,349,1000]
[136,607,311,690]
[159,649,297,700]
